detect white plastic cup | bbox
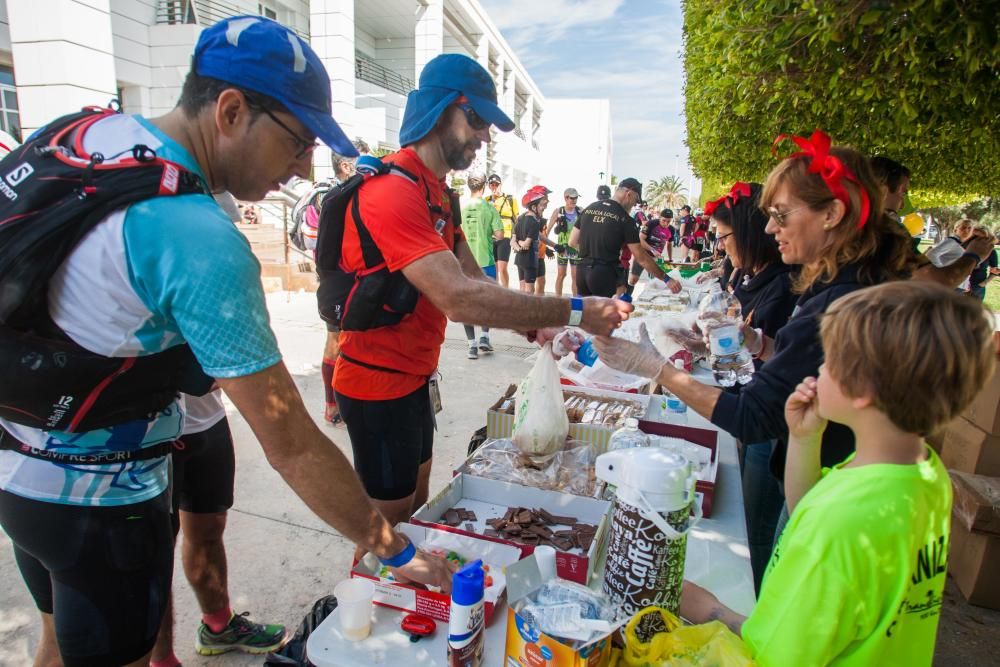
[334,578,375,641]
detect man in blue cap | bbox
[0,17,456,667]
[333,53,632,545]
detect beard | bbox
[442,131,481,171]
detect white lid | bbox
[595,448,693,511]
[623,417,639,429]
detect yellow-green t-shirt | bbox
[486,193,519,238]
[742,446,951,667]
[463,197,503,268]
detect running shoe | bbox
[467,345,479,359]
[195,612,286,656]
[479,337,494,353]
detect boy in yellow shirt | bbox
[681,281,996,666]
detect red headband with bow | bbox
[704,182,753,218]
[771,130,871,229]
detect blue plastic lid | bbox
[576,339,599,367]
[451,559,484,606]
[618,293,633,303]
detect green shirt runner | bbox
[462,197,503,268]
[742,446,951,666]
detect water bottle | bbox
[575,339,599,367]
[607,417,648,451]
[697,288,755,387]
[663,360,688,423]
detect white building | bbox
[0,0,609,200]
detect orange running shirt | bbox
[334,148,463,400]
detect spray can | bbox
[596,448,700,616]
[447,560,485,667]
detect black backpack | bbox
[314,155,460,333]
[0,107,214,437]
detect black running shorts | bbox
[0,489,174,667]
[576,261,619,297]
[171,417,236,518]
[335,383,434,501]
[494,238,512,263]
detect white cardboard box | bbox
[411,474,613,585]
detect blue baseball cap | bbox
[194,16,358,158]
[399,54,515,146]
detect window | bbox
[0,66,21,142]
[258,3,277,20]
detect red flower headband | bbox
[704,182,753,218]
[771,130,871,229]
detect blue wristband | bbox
[379,538,416,568]
[569,297,584,326]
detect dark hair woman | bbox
[593,130,913,556]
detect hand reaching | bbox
[592,322,667,379]
[392,550,460,594]
[785,377,827,442]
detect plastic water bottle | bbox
[697,288,755,387]
[607,417,648,451]
[663,360,688,423]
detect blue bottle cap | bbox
[618,293,633,303]
[451,559,484,606]
[576,339,599,367]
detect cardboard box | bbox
[504,554,619,667]
[950,471,1000,535]
[962,364,1000,434]
[487,385,650,451]
[349,522,522,625]
[940,417,1000,477]
[411,474,612,585]
[949,519,1000,610]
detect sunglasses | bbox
[764,205,809,228]
[246,96,318,160]
[458,104,490,131]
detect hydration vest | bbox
[0,107,214,435]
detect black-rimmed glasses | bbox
[245,96,318,159]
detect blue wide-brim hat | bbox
[195,16,358,157]
[399,54,515,146]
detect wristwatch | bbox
[379,537,416,568]
[568,297,584,326]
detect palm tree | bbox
[645,176,688,211]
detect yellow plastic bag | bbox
[620,607,754,667]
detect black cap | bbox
[487,173,502,184]
[596,184,612,200]
[661,208,673,219]
[619,178,642,198]
[680,204,691,212]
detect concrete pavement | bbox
[0,289,536,667]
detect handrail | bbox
[355,52,414,97]
[155,1,309,41]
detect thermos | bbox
[596,448,700,616]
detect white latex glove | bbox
[551,329,586,358]
[664,323,709,357]
[696,268,723,284]
[592,323,667,380]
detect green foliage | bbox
[683,0,1000,201]
[646,175,689,210]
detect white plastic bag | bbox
[512,343,569,461]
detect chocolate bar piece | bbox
[464,522,475,532]
[484,529,500,538]
[443,509,460,526]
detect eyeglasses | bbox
[245,96,318,160]
[764,205,809,228]
[458,104,490,131]
[718,232,734,242]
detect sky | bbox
[478,0,698,196]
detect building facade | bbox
[0,0,609,200]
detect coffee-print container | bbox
[596,447,700,616]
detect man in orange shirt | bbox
[334,54,630,530]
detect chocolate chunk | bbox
[546,513,578,526]
[464,522,475,532]
[465,510,478,522]
[503,508,516,522]
[536,508,557,524]
[527,524,554,539]
[484,529,500,538]
[443,509,460,526]
[577,531,596,552]
[516,510,533,524]
[503,525,522,535]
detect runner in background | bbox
[486,173,518,288]
[549,187,583,296]
[460,175,504,358]
[513,186,551,294]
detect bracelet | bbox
[378,537,416,568]
[568,297,584,326]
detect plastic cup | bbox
[334,578,375,641]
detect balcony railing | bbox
[355,52,414,97]
[156,1,308,41]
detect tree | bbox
[682,0,1000,206]
[646,175,689,210]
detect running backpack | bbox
[314,154,460,332]
[289,182,331,251]
[0,107,214,434]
